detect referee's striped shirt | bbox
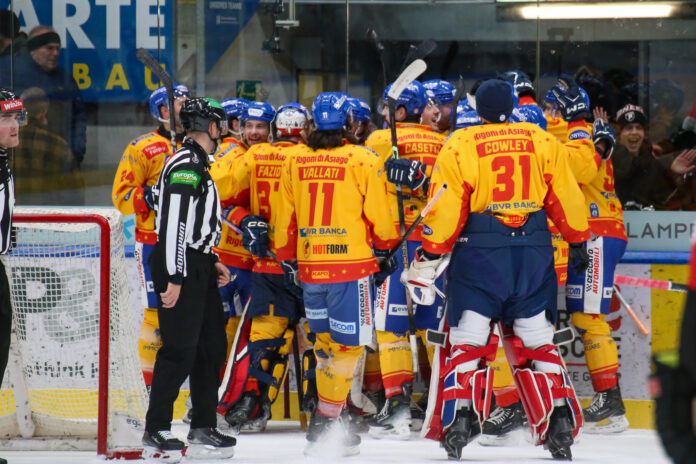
[0,152,14,254]
[153,138,221,284]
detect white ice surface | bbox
[0,422,673,464]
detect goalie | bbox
[404,79,593,461]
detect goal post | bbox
[0,208,147,459]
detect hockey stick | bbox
[384,183,447,262]
[367,29,388,89]
[614,274,688,293]
[450,75,466,131]
[385,59,428,375]
[399,38,436,74]
[291,325,308,430]
[136,48,176,150]
[613,285,649,336]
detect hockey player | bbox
[275,92,400,456]
[500,70,547,131]
[565,104,628,434]
[423,79,456,133]
[143,97,235,462]
[347,97,374,144]
[365,80,447,439]
[405,79,593,460]
[220,97,249,147]
[210,101,275,361]
[112,83,189,387]
[219,103,309,433]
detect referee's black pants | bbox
[145,244,227,432]
[0,260,12,386]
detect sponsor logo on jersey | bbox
[603,287,613,298]
[590,203,599,217]
[329,317,356,335]
[422,224,433,236]
[584,246,601,294]
[311,270,331,279]
[300,227,347,237]
[146,281,155,293]
[568,130,591,140]
[310,244,348,255]
[299,166,346,180]
[388,304,408,316]
[566,285,582,299]
[476,138,534,157]
[303,240,310,258]
[306,307,328,320]
[255,164,281,179]
[170,170,201,188]
[142,141,169,160]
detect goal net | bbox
[0,208,147,458]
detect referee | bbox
[142,97,236,461]
[0,88,26,464]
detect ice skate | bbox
[182,408,193,425]
[544,405,575,461]
[441,406,480,461]
[224,391,259,433]
[304,412,361,457]
[141,430,185,463]
[478,401,525,446]
[184,427,236,459]
[583,386,629,434]
[369,384,413,440]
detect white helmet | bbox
[273,103,309,137]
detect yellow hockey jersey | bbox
[112,129,174,244]
[546,115,568,142]
[275,141,400,283]
[422,122,591,255]
[226,141,302,274]
[365,123,446,241]
[210,141,254,270]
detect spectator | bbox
[0,10,27,56]
[0,26,86,166]
[612,104,675,209]
[12,87,84,205]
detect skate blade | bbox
[142,445,183,463]
[240,419,267,433]
[583,414,629,434]
[304,441,360,458]
[186,443,235,460]
[478,430,520,447]
[368,423,412,440]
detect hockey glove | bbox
[568,242,590,275]
[384,158,429,191]
[143,185,155,210]
[280,260,302,299]
[240,214,270,258]
[551,74,591,122]
[373,248,398,288]
[593,118,617,160]
[401,247,450,306]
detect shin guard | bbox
[498,322,583,446]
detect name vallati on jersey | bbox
[299,166,346,181]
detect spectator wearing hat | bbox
[0,26,86,168]
[612,104,675,209]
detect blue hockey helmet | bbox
[510,104,548,130]
[347,98,371,123]
[241,101,276,124]
[456,108,482,130]
[423,79,456,105]
[149,84,190,120]
[382,80,427,116]
[220,98,250,121]
[312,92,351,131]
